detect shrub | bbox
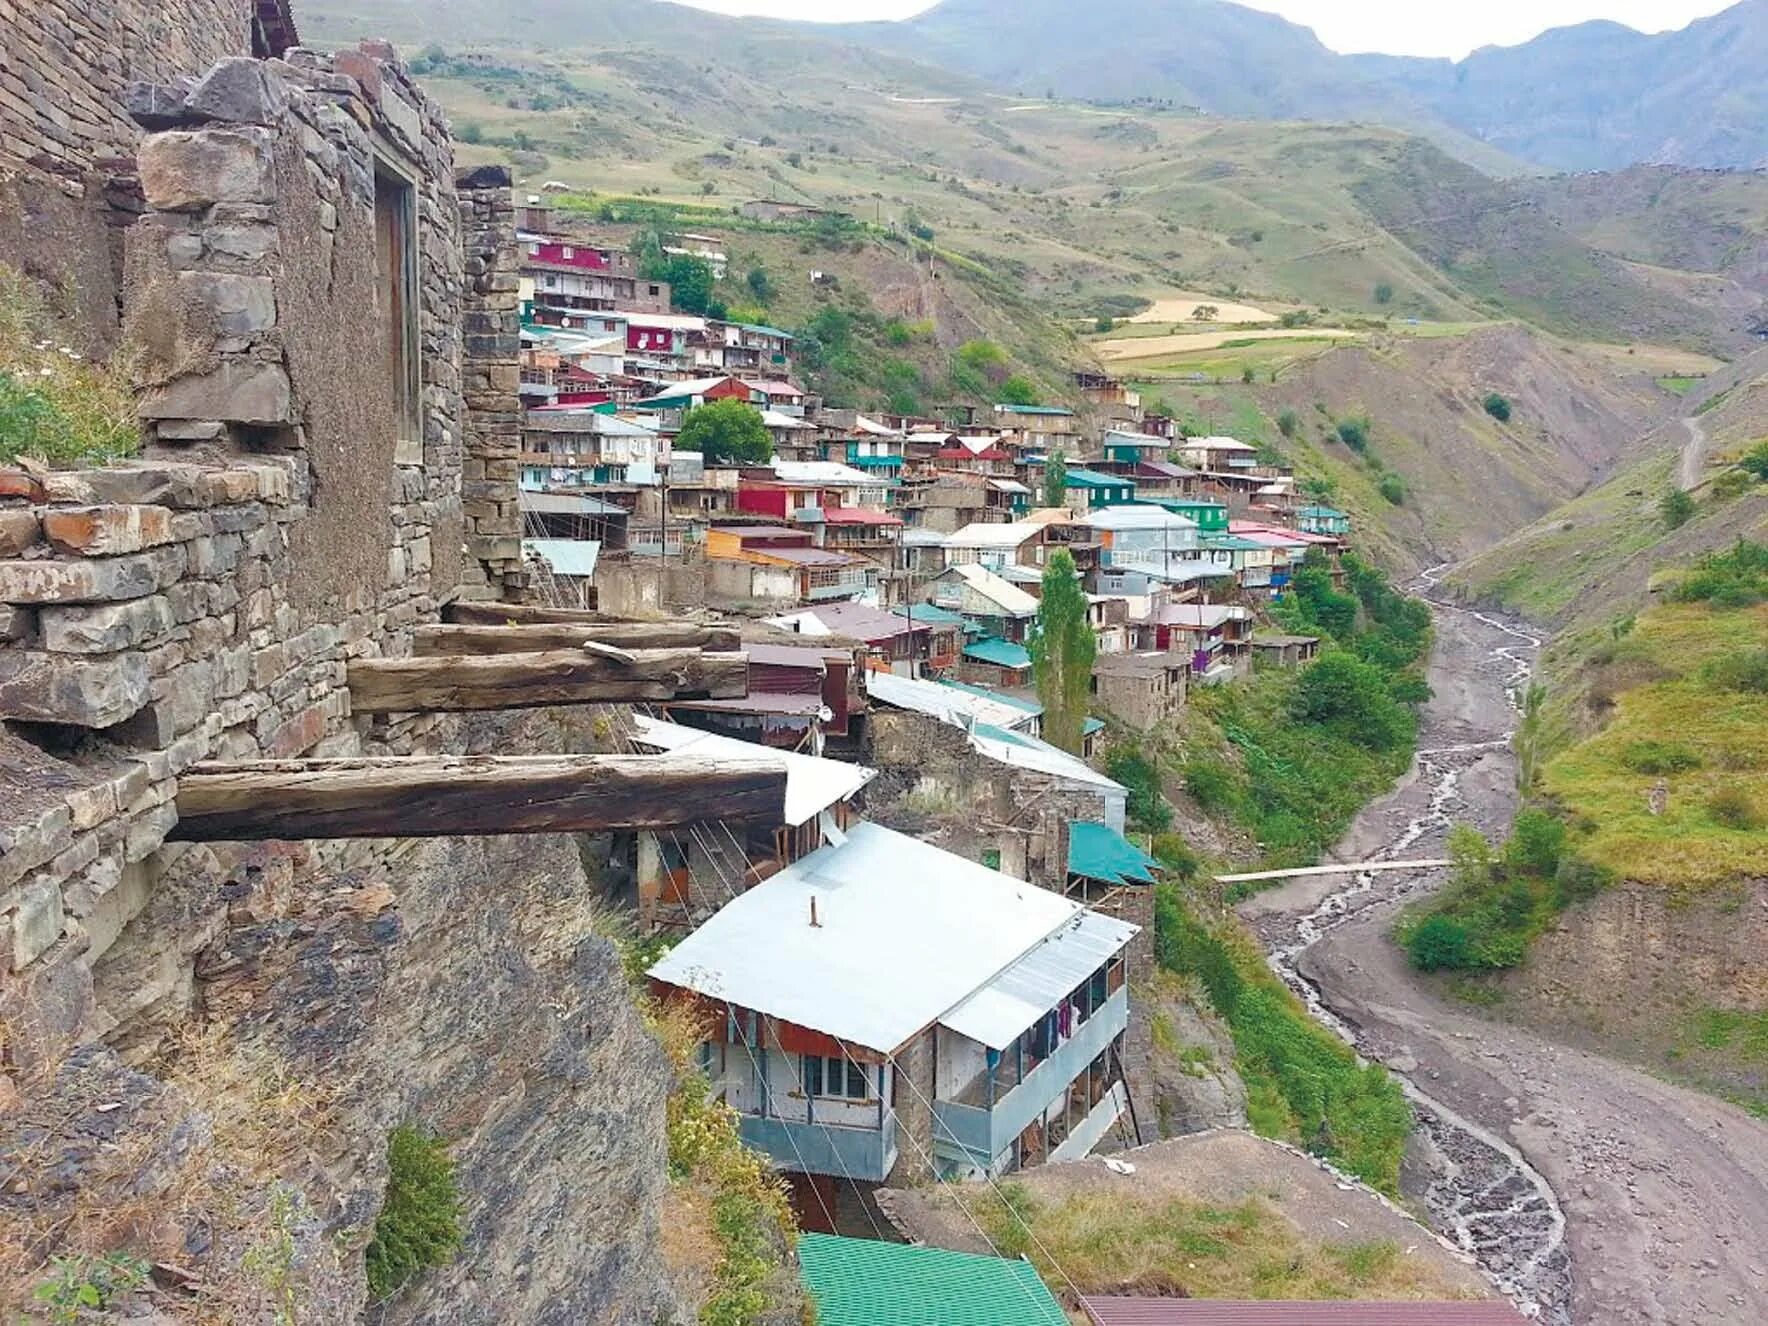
[1277,408,1298,438]
[745,266,776,305]
[1709,787,1763,831]
[1290,651,1414,753]
[1406,914,1474,971]
[1503,808,1566,877]
[1673,539,1768,607]
[0,265,138,465]
[1094,314,1115,333]
[1621,740,1703,774]
[1335,417,1369,452]
[1373,282,1394,305]
[1482,392,1512,422]
[1152,832,1199,881]
[1704,647,1768,693]
[1739,441,1768,481]
[1107,747,1173,833]
[1184,757,1241,815]
[997,373,1040,406]
[365,1126,464,1301]
[1660,487,1696,529]
[1378,472,1405,505]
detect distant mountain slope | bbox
[852,0,1768,172]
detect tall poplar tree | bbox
[1040,449,1067,510]
[1031,547,1096,754]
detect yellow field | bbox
[1098,327,1363,363]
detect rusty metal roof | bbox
[1081,1300,1531,1326]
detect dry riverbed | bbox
[1240,582,1768,1325]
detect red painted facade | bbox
[532,240,613,271]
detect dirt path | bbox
[1239,578,1768,1325]
[1678,414,1710,490]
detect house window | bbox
[561,245,574,259]
[374,160,421,453]
[648,283,661,296]
[802,1054,869,1099]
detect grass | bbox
[1541,601,1768,887]
[364,1126,465,1302]
[1156,887,1411,1192]
[0,264,137,466]
[975,1183,1463,1302]
[1657,374,1702,395]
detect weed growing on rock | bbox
[0,264,137,465]
[31,1251,150,1324]
[365,1126,464,1301]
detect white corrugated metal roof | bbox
[945,522,1043,550]
[945,563,1041,616]
[866,670,1037,732]
[522,538,601,577]
[518,490,630,516]
[629,716,875,826]
[1084,505,1198,532]
[646,821,1084,1054]
[969,726,1125,801]
[941,909,1139,1049]
[772,460,875,485]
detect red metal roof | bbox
[819,506,903,526]
[1082,1300,1530,1326]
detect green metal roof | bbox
[1068,820,1161,885]
[894,603,971,629]
[798,1234,1067,1326]
[1064,467,1131,488]
[963,637,1034,669]
[997,404,1076,417]
[1201,534,1269,551]
[734,321,795,340]
[1297,505,1347,518]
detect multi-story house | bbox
[705,525,876,605]
[995,403,1083,457]
[648,821,1139,1212]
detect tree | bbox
[1041,449,1067,509]
[1379,472,1405,505]
[746,266,776,305]
[1660,487,1696,529]
[1373,282,1395,305]
[997,374,1040,406]
[675,399,772,464]
[661,255,715,315]
[1335,417,1369,452]
[1030,548,1096,754]
[1192,304,1219,321]
[1277,408,1299,439]
[1290,650,1413,752]
[1483,392,1512,423]
[1094,315,1116,333]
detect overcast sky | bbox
[675,0,1739,58]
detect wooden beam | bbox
[443,601,622,627]
[411,621,742,656]
[347,648,748,714]
[170,754,788,841]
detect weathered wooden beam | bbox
[170,754,788,841]
[411,621,742,656]
[348,648,747,714]
[443,601,621,627]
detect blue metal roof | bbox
[962,637,1033,669]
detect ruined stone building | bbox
[0,10,771,1322]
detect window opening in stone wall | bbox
[374,159,421,457]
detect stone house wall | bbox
[0,0,272,348]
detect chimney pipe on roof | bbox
[809,895,822,928]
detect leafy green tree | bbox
[1030,548,1096,754]
[676,399,773,464]
[1406,914,1472,971]
[745,266,776,305]
[1660,487,1696,529]
[1041,449,1067,509]
[1290,651,1413,753]
[997,374,1040,406]
[1483,392,1512,422]
[1106,748,1173,833]
[1335,417,1369,452]
[1379,472,1405,505]
[1373,282,1395,305]
[1277,409,1299,439]
[1094,315,1116,333]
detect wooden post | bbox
[411,622,742,656]
[347,647,748,713]
[170,753,788,841]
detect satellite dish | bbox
[817,706,835,723]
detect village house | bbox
[628,718,875,932]
[926,563,1041,645]
[1201,532,1280,597]
[934,435,1017,477]
[648,821,1140,1208]
[799,1234,1067,1323]
[1174,435,1260,475]
[766,601,936,677]
[517,210,673,317]
[519,412,663,489]
[1294,504,1353,537]
[1059,467,1139,514]
[942,520,1053,571]
[705,525,876,606]
[693,319,795,377]
[1151,603,1255,682]
[665,640,867,751]
[740,199,843,223]
[1074,370,1144,430]
[1252,632,1322,668]
[1090,651,1190,730]
[994,403,1083,456]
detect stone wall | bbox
[0,0,268,348]
[456,168,526,600]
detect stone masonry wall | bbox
[0,0,261,348]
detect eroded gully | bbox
[1239,568,1768,1325]
[1244,565,1562,1322]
